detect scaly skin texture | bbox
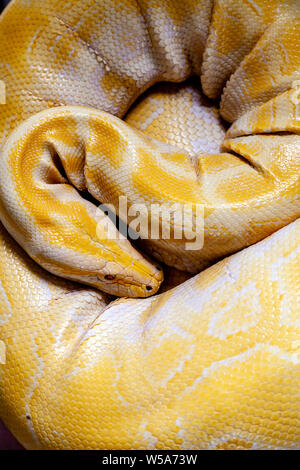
[0,0,299,450]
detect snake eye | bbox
[146,285,153,291]
[104,274,116,281]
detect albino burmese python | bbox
[0,0,299,450]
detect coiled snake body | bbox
[0,0,299,449]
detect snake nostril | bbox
[104,274,116,281]
[146,285,153,291]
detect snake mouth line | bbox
[103,273,150,288]
[101,275,159,293]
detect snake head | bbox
[94,238,164,298]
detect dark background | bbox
[0,0,10,12]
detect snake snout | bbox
[98,259,164,298]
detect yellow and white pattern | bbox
[0,0,299,450]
